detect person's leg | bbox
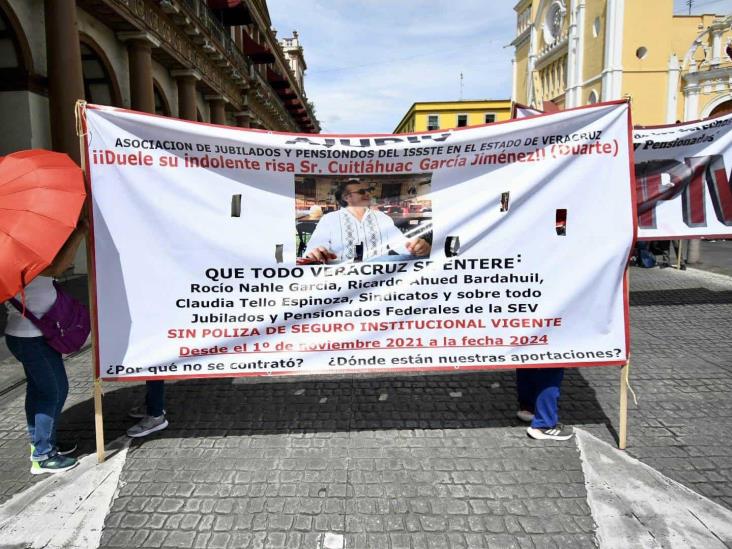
[22,362,39,451]
[145,380,165,417]
[6,336,63,460]
[127,380,168,438]
[48,354,69,449]
[516,368,537,412]
[530,368,564,429]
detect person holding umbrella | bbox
[1,150,88,474]
[5,226,87,473]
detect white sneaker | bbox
[127,415,168,438]
[526,424,574,441]
[516,410,535,422]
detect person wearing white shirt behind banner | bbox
[304,179,431,263]
[3,224,86,474]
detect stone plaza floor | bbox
[0,266,731,548]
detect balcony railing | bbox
[174,0,317,129]
[178,0,228,45]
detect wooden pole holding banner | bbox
[93,379,105,462]
[619,360,629,449]
[618,266,631,450]
[76,100,106,463]
[675,239,683,270]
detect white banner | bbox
[512,103,544,119]
[634,114,732,240]
[514,106,732,239]
[84,102,634,381]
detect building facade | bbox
[511,0,732,124]
[0,0,319,165]
[0,0,319,274]
[393,100,511,133]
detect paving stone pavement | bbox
[0,266,730,548]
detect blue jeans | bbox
[6,335,68,461]
[516,368,564,429]
[146,380,165,417]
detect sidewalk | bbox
[0,266,731,547]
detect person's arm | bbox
[378,213,410,255]
[405,236,431,256]
[378,212,431,257]
[41,220,88,277]
[304,214,336,263]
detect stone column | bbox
[235,111,251,128]
[665,54,680,123]
[684,83,700,122]
[710,25,723,66]
[527,24,538,105]
[565,0,578,108]
[573,0,586,106]
[44,0,85,164]
[601,0,625,100]
[172,70,201,121]
[207,96,227,125]
[119,33,160,114]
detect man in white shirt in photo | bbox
[304,179,431,263]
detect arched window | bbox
[709,99,732,118]
[0,2,31,91]
[79,37,121,107]
[153,80,170,116]
[0,10,19,68]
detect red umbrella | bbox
[0,150,86,302]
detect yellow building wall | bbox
[395,101,511,133]
[514,41,530,104]
[511,0,730,123]
[581,0,607,88]
[619,0,672,124]
[622,73,669,125]
[622,0,673,73]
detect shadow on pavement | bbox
[630,288,732,306]
[56,368,615,458]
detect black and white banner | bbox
[634,114,732,240]
[84,102,634,381]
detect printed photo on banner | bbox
[295,174,433,264]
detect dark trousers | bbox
[516,368,564,429]
[6,335,68,460]
[146,380,165,417]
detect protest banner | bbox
[634,114,732,240]
[80,101,634,385]
[511,102,543,119]
[515,105,732,240]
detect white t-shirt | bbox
[4,277,57,337]
[304,208,410,262]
